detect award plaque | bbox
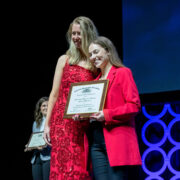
[63,80,109,118]
[25,131,47,151]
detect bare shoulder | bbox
[56,55,69,68]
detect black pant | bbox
[89,122,140,180]
[32,155,50,180]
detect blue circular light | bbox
[142,104,169,119]
[168,118,180,146]
[142,103,180,179]
[167,146,180,176]
[142,147,167,176]
[142,119,167,147]
[145,176,164,180]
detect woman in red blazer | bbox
[87,36,142,180]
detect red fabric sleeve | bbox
[103,68,141,124]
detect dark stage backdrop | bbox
[6,2,123,180]
[5,1,180,179]
[122,1,180,179]
[122,0,180,95]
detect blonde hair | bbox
[91,36,124,67]
[66,16,98,71]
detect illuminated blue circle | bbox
[170,176,180,180]
[142,147,167,176]
[167,146,180,176]
[168,118,180,146]
[142,119,168,147]
[167,104,180,118]
[145,176,164,180]
[142,104,169,119]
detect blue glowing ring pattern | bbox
[168,118,180,146]
[167,146,180,176]
[141,103,180,179]
[142,104,169,119]
[145,176,164,180]
[170,175,180,180]
[142,119,168,147]
[142,147,167,176]
[167,104,180,118]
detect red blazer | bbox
[84,66,142,168]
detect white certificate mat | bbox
[26,131,47,151]
[64,80,109,118]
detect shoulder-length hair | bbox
[66,16,98,70]
[34,96,48,128]
[91,36,124,67]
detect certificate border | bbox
[25,131,47,151]
[63,80,109,119]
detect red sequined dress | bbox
[49,61,94,180]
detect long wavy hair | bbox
[66,16,99,71]
[34,97,48,128]
[91,36,124,67]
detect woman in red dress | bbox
[43,16,99,180]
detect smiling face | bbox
[40,101,48,117]
[71,23,82,49]
[89,43,110,69]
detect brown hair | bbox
[91,36,124,67]
[34,97,48,128]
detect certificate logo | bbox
[82,87,91,93]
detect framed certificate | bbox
[25,131,47,151]
[63,80,109,118]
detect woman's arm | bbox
[90,68,141,124]
[43,55,67,145]
[103,68,141,124]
